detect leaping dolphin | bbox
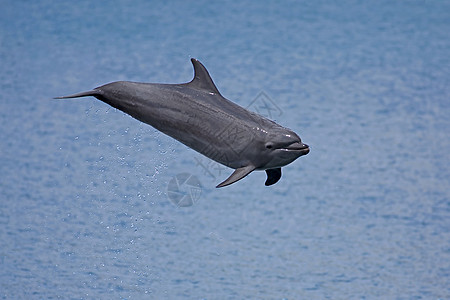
[56,58,309,187]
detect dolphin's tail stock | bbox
[54,89,103,100]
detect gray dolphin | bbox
[56,58,309,187]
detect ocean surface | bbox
[1,0,449,299]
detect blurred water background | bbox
[1,0,449,298]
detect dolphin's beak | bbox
[283,142,310,155]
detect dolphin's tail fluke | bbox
[54,90,102,99]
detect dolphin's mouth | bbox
[281,142,310,155]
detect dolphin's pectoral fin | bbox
[265,168,282,186]
[216,165,256,188]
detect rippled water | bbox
[1,0,449,298]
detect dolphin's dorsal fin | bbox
[188,58,221,95]
[265,168,282,186]
[216,165,256,188]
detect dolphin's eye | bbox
[265,143,273,149]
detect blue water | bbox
[1,0,449,298]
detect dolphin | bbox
[55,58,309,188]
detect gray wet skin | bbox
[56,58,309,187]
